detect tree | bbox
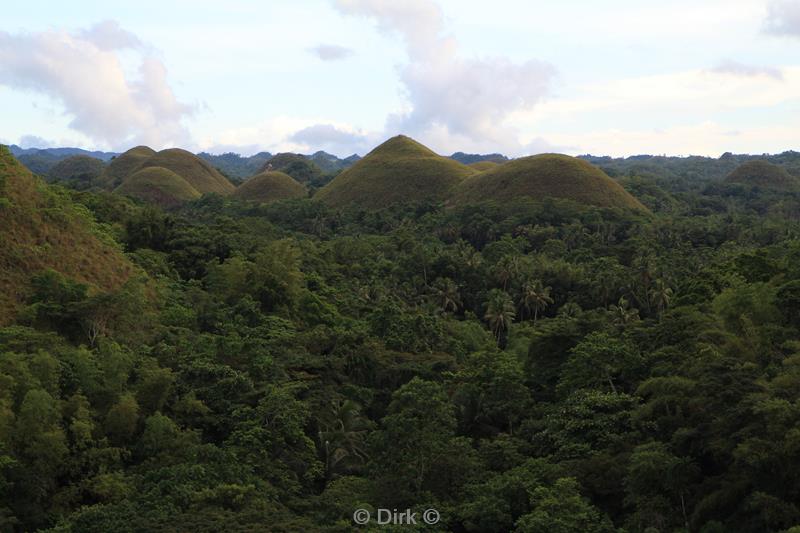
[518,280,553,323]
[370,378,458,505]
[485,289,516,342]
[432,277,461,314]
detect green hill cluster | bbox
[725,159,800,190]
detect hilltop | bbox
[450,153,648,211]
[103,146,157,189]
[139,148,235,195]
[724,159,799,190]
[261,153,324,184]
[0,146,135,324]
[48,155,105,187]
[115,166,201,208]
[315,135,476,209]
[469,161,501,171]
[232,171,307,204]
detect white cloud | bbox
[18,135,54,149]
[289,124,373,154]
[540,122,798,158]
[333,0,554,152]
[309,44,355,61]
[0,21,192,150]
[764,0,800,36]
[708,60,783,80]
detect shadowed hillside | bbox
[724,160,799,190]
[0,146,135,324]
[48,155,105,187]
[232,171,307,204]
[116,166,201,208]
[451,153,648,211]
[315,135,476,209]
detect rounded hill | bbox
[139,148,235,195]
[468,161,501,171]
[232,171,307,204]
[724,160,799,190]
[115,167,201,208]
[450,153,648,212]
[0,146,135,324]
[48,155,105,186]
[315,135,476,209]
[103,146,156,189]
[261,153,323,184]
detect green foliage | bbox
[232,171,307,204]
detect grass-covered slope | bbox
[0,146,135,324]
[469,160,501,171]
[48,155,105,186]
[139,148,235,195]
[724,160,799,190]
[315,135,476,209]
[103,146,156,189]
[450,153,649,212]
[232,171,307,204]
[115,166,201,208]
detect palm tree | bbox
[484,289,516,340]
[432,277,461,314]
[611,296,639,327]
[518,280,554,323]
[649,279,673,318]
[493,255,520,291]
[318,399,370,482]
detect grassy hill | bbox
[724,160,799,190]
[0,146,135,324]
[261,153,324,184]
[469,161,501,171]
[48,155,105,187]
[103,146,156,189]
[315,135,476,209]
[116,166,201,208]
[139,148,235,195]
[450,153,648,212]
[232,171,307,204]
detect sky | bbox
[1,0,799,158]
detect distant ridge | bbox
[315,135,476,209]
[232,171,307,204]
[451,153,648,212]
[48,155,105,186]
[450,151,509,165]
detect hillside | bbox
[0,146,135,324]
[48,155,105,187]
[451,153,648,211]
[232,171,307,204]
[116,166,201,208]
[724,159,799,190]
[139,148,235,195]
[315,135,476,209]
[261,153,324,184]
[469,160,501,171]
[103,145,157,189]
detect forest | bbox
[2,142,800,533]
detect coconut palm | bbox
[484,289,516,339]
[318,399,370,482]
[493,255,520,290]
[432,277,461,314]
[518,280,554,323]
[650,279,673,318]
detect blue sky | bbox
[1,0,799,157]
